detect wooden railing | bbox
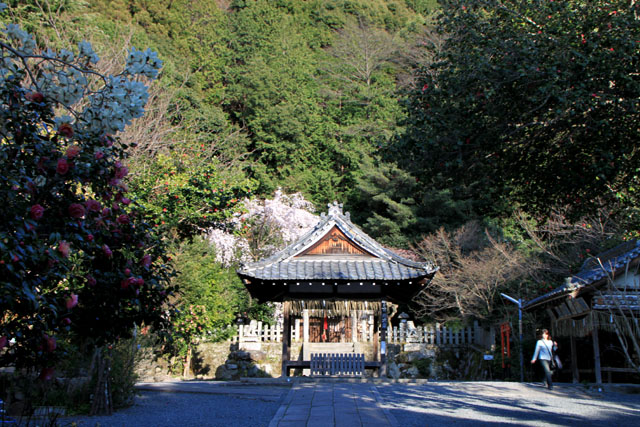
[235,320,482,347]
[310,353,365,376]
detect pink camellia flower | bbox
[141,254,152,268]
[85,199,101,212]
[121,197,131,205]
[101,207,111,217]
[115,166,129,180]
[58,123,74,138]
[43,335,56,352]
[86,275,97,286]
[38,367,55,381]
[66,294,78,309]
[58,241,70,258]
[86,233,94,242]
[120,277,136,289]
[61,317,71,325]
[0,336,7,349]
[56,158,70,175]
[25,91,45,103]
[116,214,130,225]
[94,150,104,160]
[101,134,114,147]
[102,244,113,258]
[66,144,81,158]
[124,268,131,276]
[134,278,144,287]
[30,204,45,220]
[68,203,86,219]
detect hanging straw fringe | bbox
[554,311,640,338]
[286,299,381,317]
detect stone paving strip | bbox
[268,382,398,427]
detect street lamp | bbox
[501,293,524,382]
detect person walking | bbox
[531,328,557,390]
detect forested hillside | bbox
[3,0,438,242]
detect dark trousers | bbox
[540,359,553,389]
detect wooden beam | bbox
[570,329,579,383]
[591,312,602,385]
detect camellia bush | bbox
[0,1,176,394]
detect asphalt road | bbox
[58,380,640,427]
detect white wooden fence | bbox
[235,321,481,347]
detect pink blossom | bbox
[66,144,81,158]
[102,244,113,258]
[121,197,131,205]
[0,336,7,349]
[94,150,105,160]
[43,335,56,352]
[66,294,78,309]
[25,91,44,103]
[85,199,101,212]
[116,214,130,225]
[68,203,86,219]
[30,204,45,220]
[58,123,74,138]
[87,275,97,286]
[115,166,129,180]
[58,241,70,258]
[56,158,70,175]
[141,254,152,268]
[121,277,136,289]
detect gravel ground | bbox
[59,387,290,427]
[375,381,640,427]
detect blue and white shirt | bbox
[531,339,556,362]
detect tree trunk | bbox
[90,347,113,416]
[182,345,192,378]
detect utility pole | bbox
[501,293,524,382]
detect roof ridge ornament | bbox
[327,201,350,219]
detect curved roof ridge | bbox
[238,201,437,274]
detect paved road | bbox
[376,381,640,426]
[60,380,640,427]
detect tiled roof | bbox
[237,202,437,283]
[523,240,640,310]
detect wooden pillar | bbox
[591,312,602,385]
[380,300,388,377]
[281,301,291,377]
[351,311,357,343]
[303,309,309,343]
[570,328,579,383]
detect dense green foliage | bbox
[395,0,640,222]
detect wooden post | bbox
[570,328,579,383]
[352,311,357,343]
[380,300,388,377]
[303,309,309,343]
[591,312,602,384]
[281,301,291,377]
